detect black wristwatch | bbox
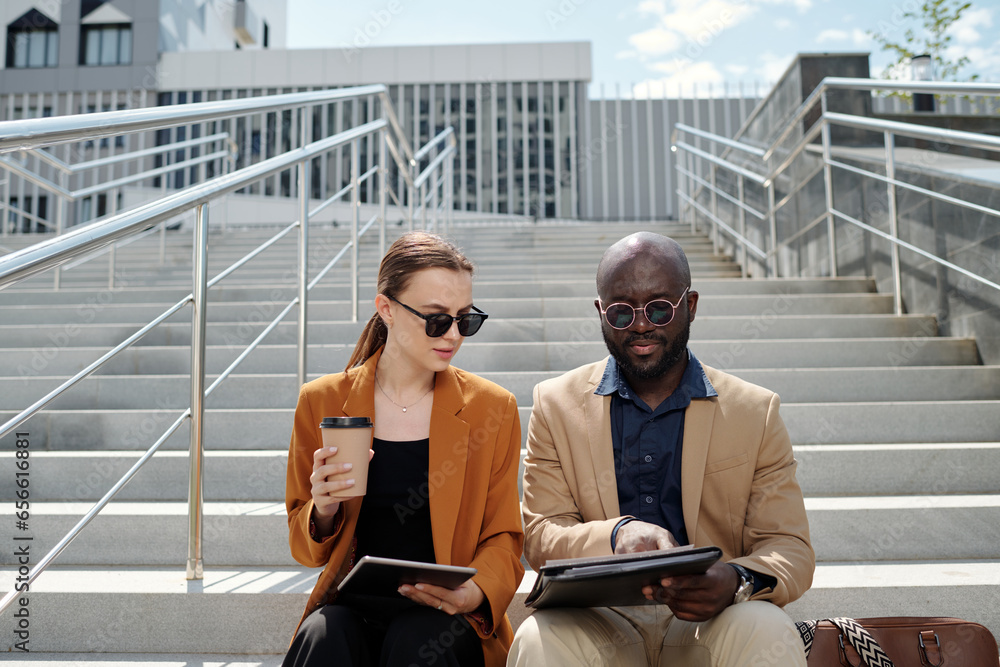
[730,563,754,605]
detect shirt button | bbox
[644,455,652,463]
[645,496,653,504]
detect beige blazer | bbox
[521,358,814,607]
[285,348,525,667]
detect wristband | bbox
[610,517,636,551]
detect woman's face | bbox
[380,267,475,374]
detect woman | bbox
[283,232,524,667]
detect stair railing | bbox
[0,131,235,289]
[671,78,1000,313]
[0,84,457,616]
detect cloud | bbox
[775,18,793,29]
[950,7,993,46]
[759,0,812,11]
[629,26,683,56]
[626,0,758,59]
[816,28,848,43]
[633,60,726,97]
[758,52,794,84]
[851,28,869,47]
[725,63,750,76]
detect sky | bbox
[286,0,1000,98]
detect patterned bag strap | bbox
[794,618,894,667]
[829,618,894,667]
[795,619,818,658]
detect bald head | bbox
[596,232,691,299]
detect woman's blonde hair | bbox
[345,231,475,370]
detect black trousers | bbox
[283,599,486,667]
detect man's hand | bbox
[642,561,740,622]
[614,520,679,554]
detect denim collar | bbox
[595,349,717,406]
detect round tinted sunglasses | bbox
[389,296,489,337]
[599,287,690,330]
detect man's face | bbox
[596,253,695,381]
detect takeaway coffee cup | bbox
[319,416,374,498]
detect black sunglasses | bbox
[599,287,690,330]
[389,296,489,337]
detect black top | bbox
[354,437,436,564]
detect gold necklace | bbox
[375,372,433,413]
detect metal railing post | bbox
[297,154,310,389]
[297,106,312,388]
[379,130,387,258]
[885,131,903,315]
[448,160,454,236]
[160,175,168,265]
[709,164,719,255]
[686,151,696,235]
[351,138,360,322]
[186,202,209,581]
[408,162,416,232]
[108,187,119,289]
[419,182,427,230]
[431,173,439,234]
[53,176,65,290]
[767,182,778,277]
[737,174,747,278]
[820,92,838,277]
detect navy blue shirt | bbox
[595,350,717,547]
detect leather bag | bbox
[796,617,999,667]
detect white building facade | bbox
[2,1,756,229]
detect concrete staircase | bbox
[1,221,998,664]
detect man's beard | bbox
[602,318,691,380]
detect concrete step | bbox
[3,495,997,566]
[3,562,998,652]
[0,502,295,567]
[794,443,1000,496]
[2,337,978,378]
[0,277,879,306]
[5,292,892,326]
[0,451,288,502]
[0,314,938,349]
[4,443,1000,503]
[13,656,284,666]
[8,365,1000,411]
[5,400,1000,451]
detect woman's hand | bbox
[309,446,373,537]
[398,579,485,616]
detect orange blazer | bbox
[285,347,525,667]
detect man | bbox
[508,232,814,666]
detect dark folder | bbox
[524,545,723,608]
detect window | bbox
[6,9,59,68]
[80,24,131,65]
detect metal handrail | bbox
[672,77,1000,310]
[0,85,388,153]
[0,120,383,287]
[0,83,458,615]
[761,78,1000,161]
[672,123,765,157]
[30,132,229,174]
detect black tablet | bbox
[337,556,477,598]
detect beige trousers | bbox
[507,601,806,667]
